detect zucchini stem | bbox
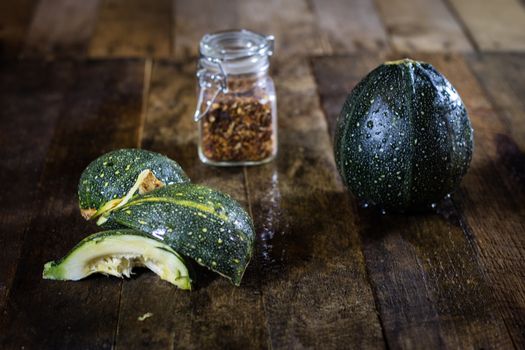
[93,169,164,225]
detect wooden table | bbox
[1,0,524,349]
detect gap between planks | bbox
[441,0,481,52]
[306,55,391,348]
[137,58,153,148]
[112,57,151,350]
[242,166,274,350]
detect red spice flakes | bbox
[201,96,274,162]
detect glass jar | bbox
[194,29,277,166]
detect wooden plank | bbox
[422,53,525,348]
[311,0,389,53]
[113,59,269,349]
[174,0,328,59]
[89,0,172,58]
[243,58,385,349]
[465,53,525,224]
[448,0,525,51]
[360,210,513,349]
[312,54,514,348]
[0,60,145,349]
[238,0,328,57]
[173,0,239,59]
[0,61,75,310]
[467,53,525,151]
[311,54,388,137]
[0,0,37,57]
[374,0,473,52]
[23,0,100,58]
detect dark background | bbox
[1,0,524,349]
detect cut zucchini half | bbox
[93,169,157,225]
[43,229,191,290]
[107,184,256,286]
[78,148,189,221]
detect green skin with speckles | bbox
[334,59,473,211]
[106,183,255,286]
[78,149,189,213]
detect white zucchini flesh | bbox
[43,230,191,290]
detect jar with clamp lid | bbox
[193,29,277,166]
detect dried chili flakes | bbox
[201,97,274,162]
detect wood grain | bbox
[243,58,385,349]
[424,54,525,348]
[360,209,513,349]
[467,53,525,151]
[238,0,328,57]
[23,0,100,58]
[311,54,388,137]
[312,54,514,349]
[0,61,75,309]
[0,60,145,349]
[448,0,525,51]
[89,0,172,58]
[0,2,524,349]
[174,0,328,59]
[173,0,239,59]
[0,0,37,57]
[374,0,473,52]
[113,59,269,349]
[311,0,389,53]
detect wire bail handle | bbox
[265,35,275,56]
[193,57,228,122]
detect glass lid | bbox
[200,29,274,61]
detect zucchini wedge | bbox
[78,149,189,221]
[106,184,255,286]
[43,229,191,290]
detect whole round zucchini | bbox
[334,59,473,210]
[78,149,189,222]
